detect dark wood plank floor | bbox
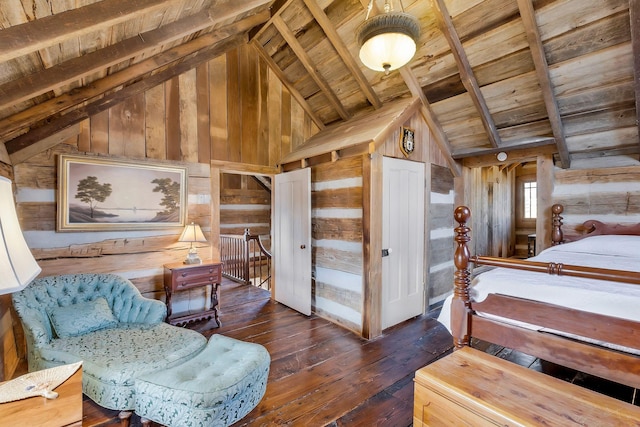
[82,278,454,426]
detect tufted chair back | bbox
[12,273,166,348]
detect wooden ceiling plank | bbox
[251,0,298,41]
[0,0,272,110]
[431,0,502,148]
[0,10,271,146]
[303,0,382,109]
[6,34,247,162]
[272,15,351,120]
[400,66,462,177]
[0,0,184,63]
[517,0,570,168]
[0,11,218,110]
[630,0,640,147]
[252,40,326,130]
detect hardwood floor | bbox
[81,278,454,426]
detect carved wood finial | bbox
[552,203,564,245]
[452,206,472,348]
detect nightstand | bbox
[163,261,223,327]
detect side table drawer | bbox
[173,265,221,290]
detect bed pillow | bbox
[48,297,118,338]
[543,234,640,258]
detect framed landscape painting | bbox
[57,155,188,232]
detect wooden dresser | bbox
[163,261,223,327]
[414,347,640,426]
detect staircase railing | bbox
[220,229,272,290]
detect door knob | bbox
[300,244,306,249]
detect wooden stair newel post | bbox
[452,206,472,348]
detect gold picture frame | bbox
[57,155,187,232]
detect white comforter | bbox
[437,234,640,333]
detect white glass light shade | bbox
[357,11,420,73]
[359,32,417,73]
[0,176,41,294]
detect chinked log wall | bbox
[553,165,640,238]
[312,156,364,333]
[220,173,271,249]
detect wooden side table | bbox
[0,367,82,427]
[163,261,223,327]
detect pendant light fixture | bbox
[357,0,420,74]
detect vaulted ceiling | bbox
[0,0,638,170]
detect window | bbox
[523,182,537,219]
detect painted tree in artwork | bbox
[151,178,180,215]
[75,176,113,218]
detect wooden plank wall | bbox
[3,42,313,367]
[553,165,640,238]
[459,166,516,259]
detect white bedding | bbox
[436,235,640,344]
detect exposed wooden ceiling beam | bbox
[0,10,271,146]
[431,0,501,149]
[517,0,570,169]
[272,15,351,121]
[400,67,462,177]
[630,0,640,149]
[303,0,382,109]
[453,137,556,159]
[461,144,557,168]
[0,0,184,63]
[252,40,326,130]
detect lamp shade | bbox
[358,11,420,73]
[178,222,207,243]
[0,176,41,294]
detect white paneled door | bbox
[382,157,425,329]
[274,168,312,316]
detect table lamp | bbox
[178,222,207,264]
[0,176,41,294]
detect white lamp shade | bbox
[0,176,41,294]
[178,222,207,243]
[359,32,417,72]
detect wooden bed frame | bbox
[451,204,640,389]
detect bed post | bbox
[552,204,564,245]
[452,206,472,348]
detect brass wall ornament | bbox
[400,126,415,157]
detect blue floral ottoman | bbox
[134,334,270,427]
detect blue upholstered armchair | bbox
[11,273,207,421]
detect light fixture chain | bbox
[365,0,374,20]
